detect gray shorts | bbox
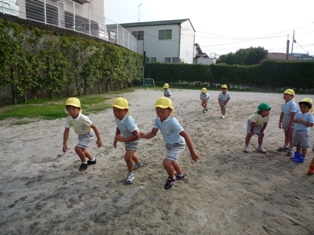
[77,132,94,148]
[292,131,310,149]
[125,140,141,151]
[246,120,263,135]
[201,100,208,104]
[165,139,186,161]
[282,115,295,130]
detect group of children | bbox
[241,88,314,175]
[62,86,314,191]
[200,84,231,118]
[62,95,200,190]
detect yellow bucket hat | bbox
[201,87,207,92]
[65,97,82,113]
[163,83,169,89]
[284,89,295,96]
[221,84,227,89]
[155,97,174,114]
[112,97,129,109]
[299,98,313,112]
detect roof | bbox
[120,19,196,32]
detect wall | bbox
[179,20,195,64]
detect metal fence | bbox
[0,0,137,52]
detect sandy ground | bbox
[0,89,314,235]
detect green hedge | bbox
[0,19,142,104]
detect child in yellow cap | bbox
[290,98,314,164]
[140,97,200,190]
[163,83,172,98]
[112,97,143,184]
[63,97,102,171]
[243,103,271,153]
[218,84,230,119]
[200,87,210,113]
[277,89,299,156]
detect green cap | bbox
[258,102,271,111]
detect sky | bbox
[104,0,314,57]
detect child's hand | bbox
[113,140,117,149]
[278,123,282,129]
[62,144,67,153]
[191,152,200,162]
[96,139,102,148]
[114,134,124,142]
[139,132,146,138]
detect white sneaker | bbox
[133,161,143,170]
[257,146,266,154]
[126,172,134,184]
[221,115,225,119]
[243,147,248,153]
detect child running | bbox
[290,98,314,163]
[277,89,299,157]
[112,97,143,184]
[218,84,230,119]
[200,87,210,113]
[243,103,271,153]
[62,97,102,171]
[140,97,200,190]
[163,83,172,98]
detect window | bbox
[150,57,157,63]
[132,31,144,40]
[172,57,179,63]
[159,30,172,40]
[165,57,171,63]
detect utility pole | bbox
[138,3,142,22]
[290,30,295,60]
[286,35,290,60]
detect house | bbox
[119,19,196,64]
[194,43,216,65]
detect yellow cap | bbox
[155,97,174,112]
[284,89,295,96]
[65,97,81,108]
[163,83,169,88]
[201,87,207,92]
[112,97,129,109]
[299,98,313,104]
[221,84,227,89]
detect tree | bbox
[217,47,268,65]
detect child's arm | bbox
[224,97,230,105]
[260,122,268,137]
[63,128,70,153]
[115,129,140,143]
[294,118,314,127]
[278,112,284,128]
[179,130,200,162]
[113,127,120,149]
[90,124,102,147]
[218,98,222,106]
[140,127,158,139]
[288,112,296,130]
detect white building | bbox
[120,19,196,64]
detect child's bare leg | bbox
[284,130,289,146]
[173,161,183,175]
[257,135,263,145]
[75,146,87,162]
[288,129,293,149]
[221,107,226,115]
[132,153,140,164]
[125,149,136,172]
[301,149,307,156]
[245,134,252,145]
[83,149,93,160]
[163,159,176,178]
[296,147,301,152]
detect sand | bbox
[0,89,314,235]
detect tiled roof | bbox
[120,19,195,31]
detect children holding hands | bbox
[112,97,143,184]
[140,97,200,190]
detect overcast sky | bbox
[104,0,314,57]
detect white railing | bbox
[0,0,137,52]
